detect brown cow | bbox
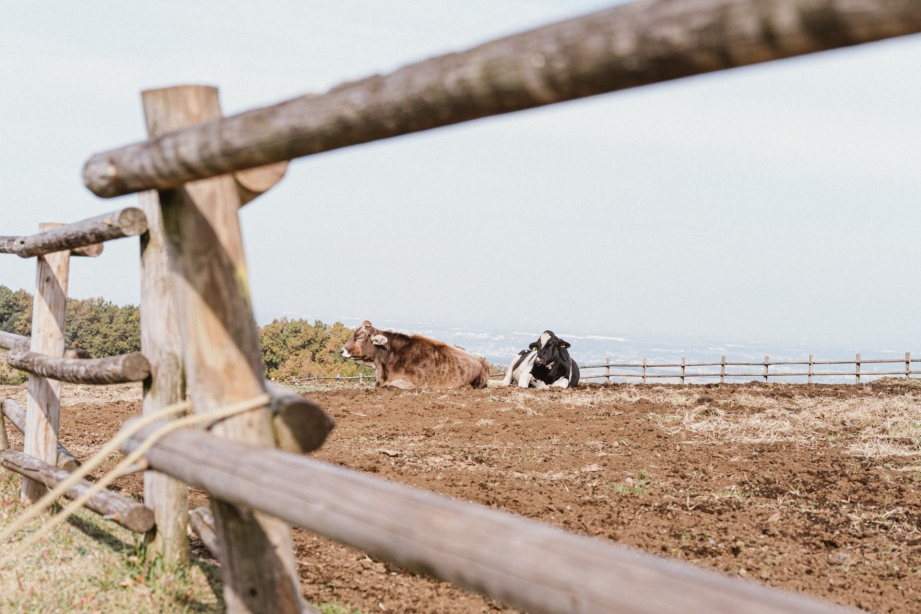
[340,321,489,389]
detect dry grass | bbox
[0,472,223,613]
[639,382,921,457]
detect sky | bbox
[2,1,921,352]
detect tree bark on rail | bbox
[2,399,79,471]
[6,348,150,385]
[84,0,921,197]
[0,208,147,258]
[140,85,309,614]
[0,448,154,533]
[0,331,28,351]
[121,422,857,614]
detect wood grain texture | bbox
[0,331,28,351]
[234,162,288,206]
[0,448,154,532]
[21,224,69,502]
[189,505,219,557]
[84,0,921,197]
[2,398,80,471]
[0,208,146,257]
[0,412,8,452]
[141,85,308,614]
[6,348,150,384]
[121,422,858,614]
[138,104,192,569]
[266,382,334,455]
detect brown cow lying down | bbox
[340,321,489,389]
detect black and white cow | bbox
[493,331,580,389]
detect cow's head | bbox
[340,320,390,365]
[530,330,571,370]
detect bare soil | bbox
[4,381,921,613]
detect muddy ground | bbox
[4,380,921,613]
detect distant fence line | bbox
[580,353,918,385]
[295,355,921,386]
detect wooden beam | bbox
[83,0,921,198]
[0,331,28,351]
[137,90,195,570]
[0,208,147,258]
[121,422,857,614]
[0,331,93,360]
[189,505,220,557]
[21,223,70,503]
[6,348,149,384]
[0,449,154,533]
[0,410,8,453]
[140,85,308,614]
[234,162,288,206]
[266,382,334,455]
[2,398,80,471]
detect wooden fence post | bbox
[141,85,308,614]
[906,352,911,379]
[808,355,814,385]
[605,357,610,385]
[641,358,647,385]
[720,356,726,385]
[138,168,189,562]
[21,223,69,503]
[680,358,686,385]
[763,355,769,384]
[856,353,861,384]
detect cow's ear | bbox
[528,343,539,351]
[559,341,571,349]
[371,334,389,347]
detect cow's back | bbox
[390,335,488,388]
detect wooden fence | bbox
[581,353,920,385]
[4,0,919,611]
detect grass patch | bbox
[0,472,223,613]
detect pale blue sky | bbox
[2,1,920,349]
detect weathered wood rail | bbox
[82,0,921,198]
[122,419,857,614]
[2,0,918,611]
[582,353,919,384]
[0,207,147,258]
[6,347,151,385]
[2,399,79,471]
[0,449,153,533]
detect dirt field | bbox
[4,380,921,613]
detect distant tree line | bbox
[0,285,370,384]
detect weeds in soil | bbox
[639,383,921,458]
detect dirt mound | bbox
[12,381,921,613]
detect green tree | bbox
[259,318,373,381]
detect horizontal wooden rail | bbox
[581,370,921,379]
[266,382,335,454]
[0,331,89,360]
[0,208,147,258]
[580,357,921,369]
[120,420,855,614]
[0,448,154,533]
[581,352,916,384]
[0,331,28,351]
[2,399,79,471]
[83,0,921,198]
[5,347,150,384]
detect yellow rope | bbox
[0,393,270,569]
